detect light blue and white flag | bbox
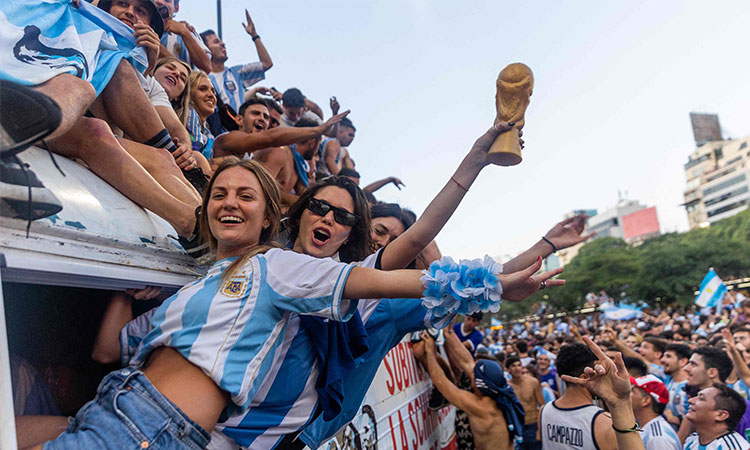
[491,317,502,329]
[694,269,727,308]
[600,302,642,320]
[0,0,146,94]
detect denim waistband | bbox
[107,367,211,448]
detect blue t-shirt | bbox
[453,323,483,355]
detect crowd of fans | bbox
[413,297,750,450]
[1,1,748,450]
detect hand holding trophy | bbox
[487,63,534,166]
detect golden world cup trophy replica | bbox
[487,63,534,166]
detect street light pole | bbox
[216,0,223,39]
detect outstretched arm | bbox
[379,122,517,271]
[363,176,405,194]
[243,10,272,71]
[343,256,564,302]
[214,111,349,157]
[503,215,593,273]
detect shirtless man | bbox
[507,356,544,450]
[318,117,356,178]
[414,331,521,450]
[211,99,347,158]
[252,118,321,205]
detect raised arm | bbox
[243,9,272,71]
[363,176,405,194]
[723,328,750,386]
[503,214,592,273]
[304,97,324,120]
[415,333,486,416]
[164,20,212,73]
[214,111,349,157]
[378,122,516,271]
[443,324,477,377]
[560,336,645,450]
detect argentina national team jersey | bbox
[639,416,681,450]
[728,379,750,400]
[667,378,688,418]
[128,249,356,420]
[684,431,750,450]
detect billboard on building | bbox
[622,207,660,242]
[690,113,722,145]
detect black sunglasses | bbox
[307,197,358,226]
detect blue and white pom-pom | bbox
[420,255,503,319]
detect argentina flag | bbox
[600,301,642,320]
[694,268,727,308]
[0,0,146,95]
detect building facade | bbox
[682,114,750,228]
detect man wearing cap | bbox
[414,330,525,450]
[684,383,749,450]
[454,312,484,356]
[630,375,681,450]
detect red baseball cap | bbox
[630,374,669,405]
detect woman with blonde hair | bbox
[186,70,219,161]
[36,155,560,449]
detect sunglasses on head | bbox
[307,197,358,226]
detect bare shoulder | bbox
[593,412,616,450]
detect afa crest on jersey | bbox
[221,276,249,298]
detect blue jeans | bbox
[44,368,211,450]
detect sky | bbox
[178,0,750,260]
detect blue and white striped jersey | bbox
[128,249,356,420]
[667,378,688,418]
[215,248,455,450]
[728,379,750,401]
[684,431,750,450]
[639,416,681,450]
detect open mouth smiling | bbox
[219,215,244,224]
[312,228,330,245]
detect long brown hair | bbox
[154,56,192,124]
[199,157,282,280]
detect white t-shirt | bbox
[137,72,171,108]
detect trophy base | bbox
[487,132,522,166]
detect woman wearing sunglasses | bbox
[207,123,589,449]
[35,150,562,450]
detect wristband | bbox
[252,35,261,41]
[612,422,641,433]
[450,176,469,192]
[542,236,558,253]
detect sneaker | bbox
[0,157,62,220]
[428,386,450,410]
[0,80,62,158]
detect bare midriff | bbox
[141,347,229,432]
